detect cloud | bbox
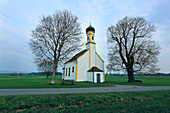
[0,0,170,73]
[0,49,36,71]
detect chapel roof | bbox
[86,23,95,33]
[87,66,103,72]
[65,49,88,64]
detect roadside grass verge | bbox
[0,90,169,113]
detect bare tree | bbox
[107,17,160,82]
[29,10,83,83]
[36,59,53,79]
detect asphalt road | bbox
[0,85,170,96]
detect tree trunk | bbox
[51,63,57,84]
[46,72,49,79]
[127,67,135,82]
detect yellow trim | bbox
[76,59,78,81]
[90,33,91,42]
[95,45,96,66]
[95,52,104,63]
[86,31,95,43]
[75,50,89,82]
[85,42,96,45]
[89,43,91,69]
[95,52,105,81]
[87,30,94,33]
[65,60,76,65]
[78,50,89,60]
[103,62,105,81]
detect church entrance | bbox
[97,73,100,83]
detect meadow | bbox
[0,76,111,88]
[105,76,170,86]
[0,75,170,112]
[0,90,169,112]
[0,75,170,89]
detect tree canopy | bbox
[29,10,83,83]
[107,17,160,82]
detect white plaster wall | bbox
[96,54,104,71]
[94,72,104,83]
[86,44,89,49]
[90,44,96,68]
[87,72,93,82]
[64,61,76,81]
[77,51,89,81]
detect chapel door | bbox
[97,73,100,83]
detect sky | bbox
[0,0,170,73]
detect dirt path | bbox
[0,85,170,96]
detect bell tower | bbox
[86,23,96,49]
[86,23,96,69]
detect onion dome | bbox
[86,23,95,33]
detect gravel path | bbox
[0,85,170,96]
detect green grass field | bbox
[0,76,170,112]
[0,75,170,89]
[0,76,112,89]
[0,90,169,113]
[105,76,170,86]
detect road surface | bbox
[0,85,170,96]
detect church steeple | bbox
[86,23,95,33]
[85,23,96,69]
[86,23,96,49]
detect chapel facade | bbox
[62,24,105,83]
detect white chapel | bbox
[62,24,105,83]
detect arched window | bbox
[92,36,94,40]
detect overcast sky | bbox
[0,0,170,73]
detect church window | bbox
[87,36,89,40]
[69,67,70,76]
[66,68,67,76]
[92,36,94,40]
[72,66,74,72]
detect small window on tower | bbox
[92,36,94,40]
[87,36,89,40]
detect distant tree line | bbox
[0,72,62,76]
[105,73,170,76]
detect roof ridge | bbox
[87,66,103,72]
[65,49,89,64]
